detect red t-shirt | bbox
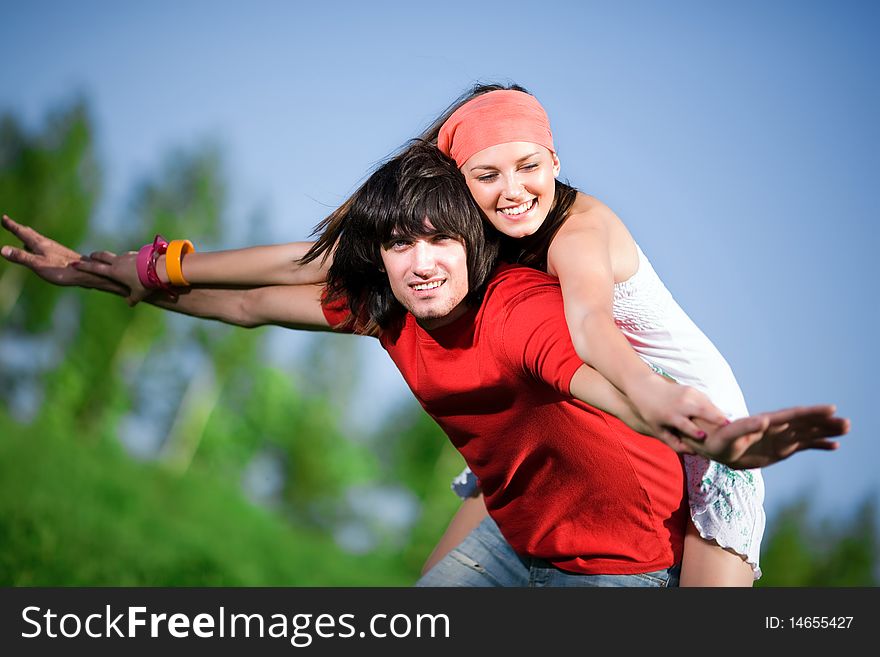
[323,264,687,574]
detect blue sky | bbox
[1,0,877,526]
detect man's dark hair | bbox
[324,141,500,333]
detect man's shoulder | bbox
[484,264,562,306]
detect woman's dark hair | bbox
[303,82,579,278]
[325,140,499,334]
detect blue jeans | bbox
[416,516,680,587]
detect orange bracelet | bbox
[164,239,195,286]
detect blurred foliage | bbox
[1,98,875,586]
[371,404,469,574]
[758,497,878,586]
[128,142,227,246]
[0,410,408,586]
[0,98,99,330]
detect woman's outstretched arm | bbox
[154,241,329,287]
[546,201,728,450]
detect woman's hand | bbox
[628,374,729,449]
[74,250,150,306]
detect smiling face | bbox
[380,225,471,330]
[461,141,560,239]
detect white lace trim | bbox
[685,454,765,579]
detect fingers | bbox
[806,416,850,437]
[676,435,706,456]
[753,407,846,436]
[711,415,770,465]
[1,214,22,236]
[802,439,840,451]
[775,415,850,441]
[3,216,84,263]
[72,261,132,297]
[659,429,697,455]
[760,405,837,425]
[1,214,41,250]
[673,385,725,418]
[726,429,766,464]
[784,439,840,461]
[666,391,728,440]
[737,427,767,450]
[795,418,849,439]
[72,259,111,276]
[668,417,707,441]
[725,414,771,440]
[88,250,118,263]
[691,400,728,427]
[0,245,38,267]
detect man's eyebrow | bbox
[468,152,542,171]
[382,232,412,245]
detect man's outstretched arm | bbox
[151,283,331,331]
[569,364,849,469]
[682,404,849,470]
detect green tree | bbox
[0,98,99,329]
[0,99,409,585]
[758,496,878,586]
[371,400,468,574]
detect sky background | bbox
[1,0,877,527]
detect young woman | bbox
[26,84,765,585]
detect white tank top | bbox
[613,245,749,419]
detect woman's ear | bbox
[551,151,561,178]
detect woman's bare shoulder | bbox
[561,193,618,230]
[556,193,638,280]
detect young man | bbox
[0,145,848,587]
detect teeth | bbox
[500,199,535,216]
[413,280,443,291]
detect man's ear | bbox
[551,151,561,178]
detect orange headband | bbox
[437,89,555,167]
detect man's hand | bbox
[1,214,129,297]
[682,404,850,470]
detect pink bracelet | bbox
[136,243,153,289]
[135,235,176,298]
